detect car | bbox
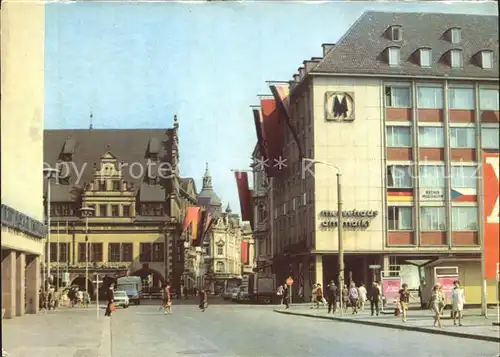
[223,288,239,300]
[114,290,129,308]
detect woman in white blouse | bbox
[451,280,465,326]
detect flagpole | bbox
[57,221,60,290]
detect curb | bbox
[274,309,500,343]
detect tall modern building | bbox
[252,12,499,304]
[1,0,46,318]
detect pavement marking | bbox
[97,317,112,357]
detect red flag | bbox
[253,108,268,159]
[182,206,200,233]
[204,212,215,235]
[241,241,249,265]
[260,98,285,177]
[269,83,303,161]
[234,171,253,222]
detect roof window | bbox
[450,49,463,68]
[450,28,461,44]
[480,51,493,69]
[390,26,402,42]
[419,48,432,67]
[387,47,401,67]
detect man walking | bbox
[104,284,115,317]
[327,280,338,314]
[369,281,381,316]
[199,289,208,312]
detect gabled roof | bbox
[311,11,499,79]
[44,129,175,201]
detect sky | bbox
[44,0,496,215]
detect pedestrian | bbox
[451,280,465,326]
[310,283,318,309]
[298,285,304,303]
[104,284,115,317]
[160,282,172,314]
[199,289,208,312]
[348,282,359,314]
[342,284,349,313]
[398,283,416,323]
[358,283,367,311]
[283,284,290,309]
[429,283,445,328]
[326,280,338,314]
[276,284,284,305]
[315,284,324,308]
[369,282,381,316]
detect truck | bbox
[116,276,142,305]
[248,273,276,304]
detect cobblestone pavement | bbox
[274,305,500,343]
[2,303,500,357]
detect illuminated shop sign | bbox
[318,209,378,230]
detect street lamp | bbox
[43,168,58,293]
[302,158,344,316]
[80,206,95,295]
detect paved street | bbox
[2,300,500,357]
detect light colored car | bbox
[114,290,129,308]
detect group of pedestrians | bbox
[159,282,209,314]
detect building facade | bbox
[251,144,273,275]
[258,12,499,304]
[42,120,195,297]
[1,0,46,318]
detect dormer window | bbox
[480,51,493,69]
[450,28,461,44]
[419,48,432,67]
[450,49,463,68]
[388,47,401,67]
[390,26,402,41]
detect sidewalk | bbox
[274,306,500,343]
[2,306,111,357]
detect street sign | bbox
[369,265,381,269]
[286,277,294,286]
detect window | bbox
[111,205,119,217]
[155,205,164,216]
[418,127,444,147]
[59,243,68,263]
[108,243,121,262]
[90,243,103,262]
[451,166,477,188]
[450,50,463,68]
[113,181,121,191]
[450,127,476,148]
[391,26,402,41]
[78,243,86,263]
[152,243,164,262]
[139,243,152,262]
[482,128,500,149]
[385,87,411,108]
[98,181,106,191]
[419,166,445,188]
[387,206,413,230]
[420,207,446,231]
[387,165,413,188]
[386,126,412,147]
[217,246,223,256]
[452,207,478,231]
[450,28,461,44]
[479,89,499,110]
[448,88,475,110]
[388,47,400,67]
[215,261,225,273]
[420,49,432,67]
[123,205,130,217]
[481,51,493,69]
[417,87,443,108]
[257,205,265,223]
[99,204,107,217]
[122,243,133,261]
